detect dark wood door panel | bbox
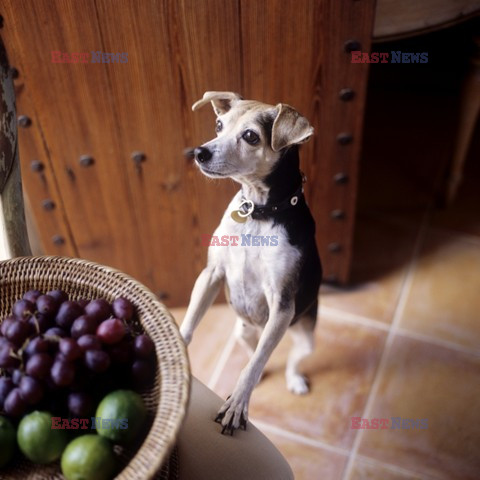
[2,1,149,279]
[1,0,375,305]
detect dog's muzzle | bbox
[194,147,212,163]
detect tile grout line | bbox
[341,207,432,480]
[207,328,238,390]
[322,305,480,357]
[355,453,442,480]
[396,327,480,358]
[321,305,391,332]
[251,418,350,456]
[252,418,441,480]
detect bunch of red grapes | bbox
[0,290,156,419]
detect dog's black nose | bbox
[194,147,213,163]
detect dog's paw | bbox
[214,395,248,435]
[287,373,310,395]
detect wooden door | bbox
[0,0,375,306]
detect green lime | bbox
[61,434,116,480]
[95,389,147,444]
[17,411,67,464]
[0,415,16,467]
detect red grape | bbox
[44,326,68,338]
[56,301,84,329]
[36,294,58,317]
[1,316,16,336]
[71,315,97,339]
[84,350,110,373]
[5,319,31,347]
[4,387,27,416]
[59,338,82,361]
[97,318,126,344]
[23,289,42,303]
[85,299,112,323]
[131,359,154,388]
[112,297,134,320]
[51,360,75,386]
[19,375,44,404]
[0,343,20,369]
[47,289,68,304]
[12,368,23,385]
[77,334,102,351]
[134,334,155,358]
[29,312,54,334]
[12,299,35,319]
[24,336,50,357]
[0,377,14,404]
[26,353,53,379]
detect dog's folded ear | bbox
[192,91,243,116]
[271,104,314,152]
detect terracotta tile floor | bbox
[171,205,480,479]
[170,80,480,478]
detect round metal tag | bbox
[231,210,248,223]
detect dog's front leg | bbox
[215,299,294,434]
[180,266,223,345]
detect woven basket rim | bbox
[0,255,191,480]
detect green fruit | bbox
[95,389,147,444]
[61,434,116,480]
[0,415,16,467]
[17,411,67,464]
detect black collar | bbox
[239,183,304,220]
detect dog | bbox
[180,92,322,435]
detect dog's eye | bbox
[242,130,260,145]
[215,120,223,133]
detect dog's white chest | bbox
[208,197,301,325]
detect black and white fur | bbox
[180,92,322,435]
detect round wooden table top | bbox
[374,0,480,41]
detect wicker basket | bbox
[0,256,190,479]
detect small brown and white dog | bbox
[181,92,322,435]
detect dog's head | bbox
[191,91,313,182]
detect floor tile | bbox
[399,229,480,350]
[357,335,480,480]
[170,304,236,385]
[350,457,426,480]
[210,340,247,397]
[260,431,348,480]
[322,212,419,324]
[214,314,387,449]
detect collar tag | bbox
[231,199,254,223]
